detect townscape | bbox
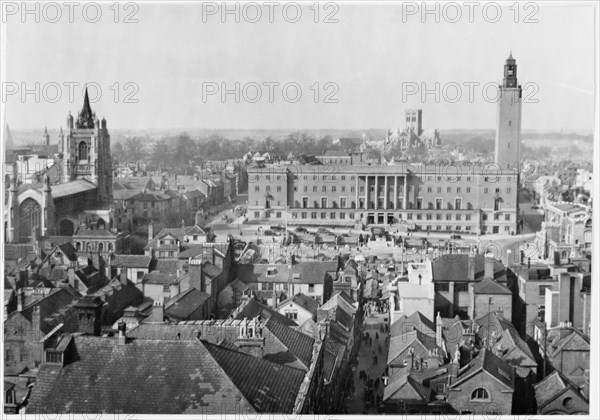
[2,50,593,416]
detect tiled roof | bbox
[203,341,305,413]
[390,311,435,339]
[472,278,512,295]
[265,318,314,369]
[387,330,439,365]
[236,264,290,284]
[202,262,222,278]
[143,271,179,285]
[165,288,211,320]
[290,261,338,284]
[111,254,152,268]
[27,336,256,414]
[154,259,180,275]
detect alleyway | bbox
[346,307,390,414]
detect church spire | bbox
[76,87,95,129]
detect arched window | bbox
[98,242,104,252]
[471,388,489,401]
[78,141,88,161]
[76,242,81,251]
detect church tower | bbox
[61,88,113,202]
[494,53,522,169]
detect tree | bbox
[151,139,173,167]
[112,141,125,165]
[124,137,146,162]
[173,133,196,166]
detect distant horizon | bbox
[3,3,595,131]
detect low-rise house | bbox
[534,371,589,414]
[276,293,319,325]
[447,349,515,415]
[163,288,212,321]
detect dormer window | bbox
[292,273,301,280]
[45,351,63,364]
[267,267,277,276]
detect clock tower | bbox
[494,53,522,170]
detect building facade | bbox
[247,163,518,233]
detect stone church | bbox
[6,89,115,244]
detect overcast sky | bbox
[3,1,596,131]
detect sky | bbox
[2,1,597,132]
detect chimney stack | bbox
[468,255,475,281]
[148,220,154,241]
[153,300,164,323]
[195,210,202,226]
[436,312,443,347]
[117,322,127,345]
[484,253,495,280]
[17,289,24,312]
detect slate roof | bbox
[290,261,338,284]
[50,179,97,199]
[165,288,211,320]
[27,335,256,414]
[472,278,512,295]
[452,348,515,390]
[203,341,306,413]
[233,299,297,327]
[202,262,222,278]
[276,293,319,315]
[143,271,179,285]
[432,254,505,282]
[5,288,78,335]
[265,318,314,369]
[383,372,433,402]
[534,371,588,408]
[73,228,116,238]
[75,266,110,293]
[111,254,152,268]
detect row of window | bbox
[255,185,512,195]
[258,174,513,184]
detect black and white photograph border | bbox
[1,0,599,418]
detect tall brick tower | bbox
[494,53,522,169]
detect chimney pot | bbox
[117,322,127,345]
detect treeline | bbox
[112,132,335,167]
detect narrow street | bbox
[346,308,390,414]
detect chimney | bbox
[117,322,127,345]
[153,300,164,323]
[148,220,154,241]
[17,289,24,311]
[468,255,475,281]
[32,305,41,333]
[119,269,127,285]
[436,312,443,347]
[484,253,495,280]
[553,251,560,266]
[195,210,202,226]
[528,257,531,269]
[181,219,185,228]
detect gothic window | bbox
[78,141,88,161]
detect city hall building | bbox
[247,55,522,235]
[247,163,519,234]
